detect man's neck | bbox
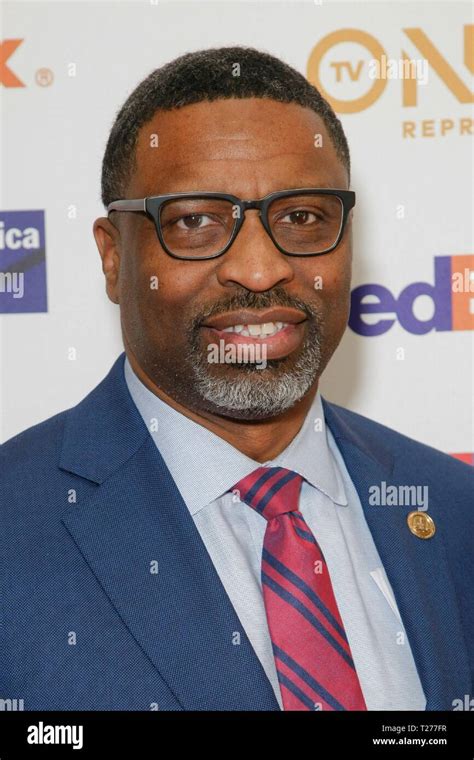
[126,353,319,463]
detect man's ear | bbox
[93,216,121,304]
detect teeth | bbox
[221,321,289,337]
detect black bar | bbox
[0,710,473,758]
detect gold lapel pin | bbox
[407,511,436,539]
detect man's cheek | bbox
[138,284,192,340]
[144,274,214,329]
[144,265,205,302]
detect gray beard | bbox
[186,318,323,419]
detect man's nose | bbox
[215,210,295,291]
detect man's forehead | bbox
[130,98,345,195]
[138,97,326,137]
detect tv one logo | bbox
[307,25,474,113]
[349,256,474,336]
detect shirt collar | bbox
[124,356,348,514]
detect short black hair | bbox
[100,45,351,209]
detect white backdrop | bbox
[1,0,473,462]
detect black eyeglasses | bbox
[107,188,355,260]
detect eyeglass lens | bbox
[158,193,344,257]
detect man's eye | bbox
[175,214,215,229]
[279,210,322,225]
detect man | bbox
[1,46,473,712]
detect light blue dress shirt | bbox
[124,357,426,711]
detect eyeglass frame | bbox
[107,187,356,261]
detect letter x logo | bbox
[1,39,25,87]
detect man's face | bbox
[96,98,353,420]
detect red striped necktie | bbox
[231,465,367,711]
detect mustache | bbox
[190,287,320,331]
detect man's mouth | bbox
[199,307,308,360]
[219,321,289,338]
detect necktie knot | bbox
[231,466,304,521]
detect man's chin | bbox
[191,360,318,420]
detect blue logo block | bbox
[0,210,48,313]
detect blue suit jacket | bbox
[1,352,473,711]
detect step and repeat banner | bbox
[1,0,473,460]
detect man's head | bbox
[93,46,354,421]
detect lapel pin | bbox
[407,510,436,539]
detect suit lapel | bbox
[59,354,280,711]
[322,398,471,710]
